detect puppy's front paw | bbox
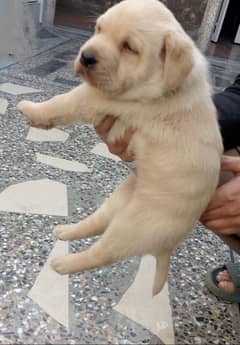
[17,100,33,113]
[17,100,37,126]
[17,100,53,129]
[53,225,71,241]
[51,256,71,275]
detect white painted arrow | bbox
[28,240,69,329]
[114,256,175,345]
[36,153,90,172]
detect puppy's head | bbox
[75,0,195,100]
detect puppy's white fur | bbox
[17,0,223,295]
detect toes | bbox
[216,270,236,293]
[216,270,231,282]
[218,280,235,294]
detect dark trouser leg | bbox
[213,75,240,254]
[214,74,240,151]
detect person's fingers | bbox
[200,207,222,222]
[207,175,240,212]
[118,151,135,162]
[120,128,135,145]
[201,201,240,221]
[204,215,240,232]
[95,115,116,136]
[207,226,239,236]
[221,155,240,174]
[206,177,240,211]
[108,140,135,161]
[107,128,135,155]
[206,186,231,210]
[95,117,135,162]
[108,141,127,155]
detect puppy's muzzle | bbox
[80,51,97,69]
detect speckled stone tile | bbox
[37,28,58,40]
[0,28,240,345]
[28,60,67,78]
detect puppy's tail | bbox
[152,253,170,296]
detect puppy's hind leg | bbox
[51,224,131,274]
[53,210,107,241]
[53,172,136,241]
[52,195,143,275]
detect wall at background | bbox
[161,0,208,41]
[198,0,223,51]
[43,0,221,51]
[57,0,118,10]
[0,0,219,62]
[55,0,209,41]
[0,0,25,58]
[0,0,38,59]
[161,0,224,51]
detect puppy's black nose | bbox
[80,51,97,68]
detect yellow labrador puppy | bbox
[18,0,223,295]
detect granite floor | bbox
[0,28,240,345]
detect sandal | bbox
[205,262,240,303]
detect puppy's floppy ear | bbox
[161,30,194,92]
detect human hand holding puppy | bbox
[98,121,239,237]
[201,156,240,236]
[95,115,135,162]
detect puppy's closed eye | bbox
[122,40,139,55]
